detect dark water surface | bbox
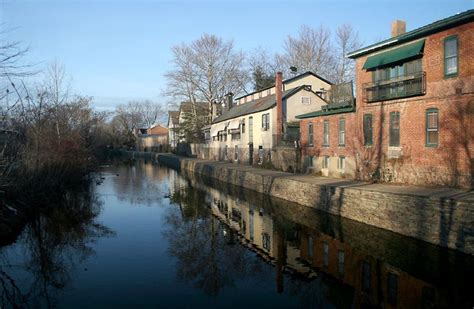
[1,161,473,308]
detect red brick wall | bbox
[299,112,357,159]
[352,21,474,187]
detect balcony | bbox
[363,72,426,103]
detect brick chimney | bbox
[275,71,283,141]
[391,20,406,37]
[226,92,233,110]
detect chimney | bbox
[391,20,406,37]
[275,71,283,141]
[226,92,234,111]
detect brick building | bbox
[297,82,357,178]
[299,10,473,188]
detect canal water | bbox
[0,160,473,308]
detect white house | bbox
[167,111,179,149]
[207,71,331,165]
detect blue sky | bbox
[1,0,473,112]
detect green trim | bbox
[348,9,473,58]
[363,40,425,70]
[296,105,355,119]
[338,117,346,147]
[443,35,459,78]
[363,114,373,146]
[323,120,330,147]
[389,111,400,147]
[425,108,439,147]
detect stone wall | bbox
[158,154,474,255]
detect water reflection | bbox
[111,160,171,206]
[0,188,114,308]
[0,161,472,308]
[169,170,474,308]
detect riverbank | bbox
[136,151,474,256]
[0,164,96,246]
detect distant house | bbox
[207,71,331,165]
[167,111,179,149]
[136,124,169,152]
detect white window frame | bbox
[338,156,346,171]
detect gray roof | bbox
[213,86,306,124]
[235,71,333,100]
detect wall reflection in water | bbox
[0,188,115,308]
[168,169,474,308]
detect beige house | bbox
[136,124,169,152]
[207,71,331,164]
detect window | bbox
[387,272,399,305]
[372,59,422,82]
[389,111,400,147]
[308,156,314,167]
[322,156,329,169]
[362,261,371,292]
[234,145,239,161]
[249,210,254,241]
[444,36,458,77]
[241,119,245,134]
[323,242,329,267]
[368,58,424,102]
[301,96,311,105]
[308,123,314,146]
[262,232,271,251]
[363,114,373,146]
[249,116,253,142]
[426,109,439,147]
[338,250,345,276]
[262,113,270,131]
[308,236,314,258]
[338,118,345,146]
[323,120,329,146]
[338,156,345,171]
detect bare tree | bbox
[0,28,31,78]
[165,34,247,122]
[135,100,164,128]
[276,25,334,79]
[334,24,362,84]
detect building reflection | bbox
[175,171,474,308]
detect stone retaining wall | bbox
[158,154,474,255]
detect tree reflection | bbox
[0,188,115,308]
[164,184,264,296]
[112,160,169,206]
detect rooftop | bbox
[347,9,474,58]
[234,71,333,100]
[213,86,309,124]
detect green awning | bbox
[362,40,425,70]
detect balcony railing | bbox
[363,71,426,103]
